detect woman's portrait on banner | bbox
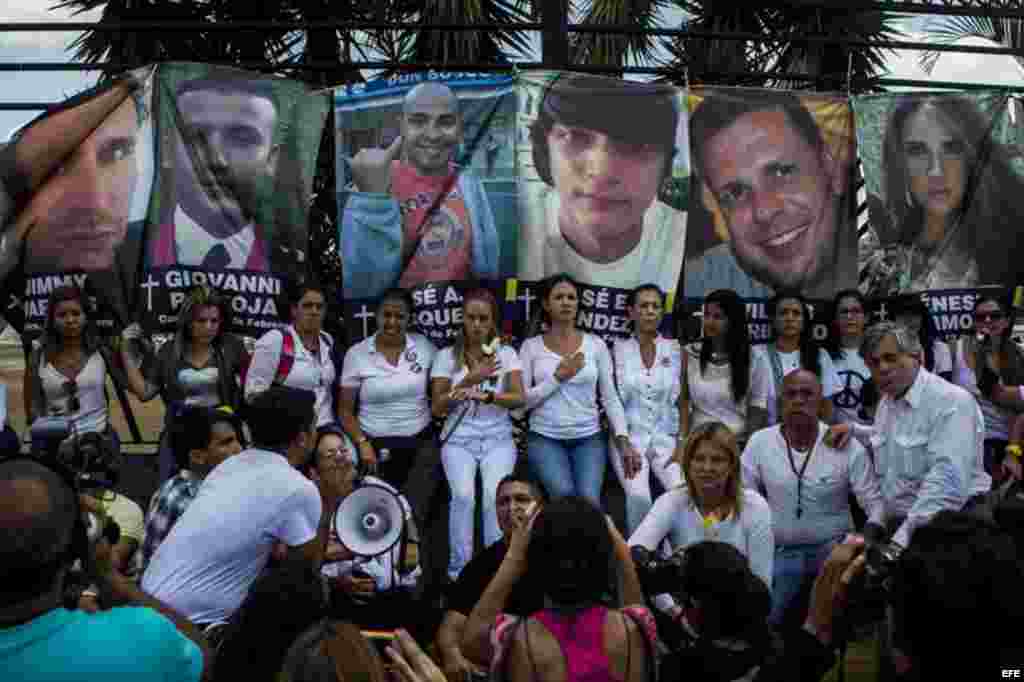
[856,93,1024,295]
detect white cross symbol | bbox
[354,305,376,338]
[140,274,159,311]
[518,288,536,322]
[875,302,889,322]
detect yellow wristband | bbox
[1006,444,1022,459]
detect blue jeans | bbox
[526,431,607,509]
[770,539,837,627]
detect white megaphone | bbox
[333,484,405,557]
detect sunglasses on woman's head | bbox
[975,311,1006,322]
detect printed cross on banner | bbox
[875,302,889,322]
[354,305,376,338]
[141,275,159,311]
[518,289,536,323]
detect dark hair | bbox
[528,273,579,337]
[177,285,232,344]
[0,459,79,605]
[881,95,1024,286]
[680,541,772,646]
[247,386,316,450]
[530,73,678,187]
[288,277,326,308]
[496,470,548,503]
[627,284,666,309]
[41,285,101,360]
[169,406,242,473]
[690,92,826,183]
[767,290,821,378]
[525,496,615,608]
[701,289,751,403]
[176,77,277,108]
[212,561,329,682]
[824,288,867,359]
[973,292,1024,385]
[888,511,1024,674]
[890,294,940,372]
[281,619,389,682]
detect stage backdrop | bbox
[336,72,518,346]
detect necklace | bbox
[783,429,818,519]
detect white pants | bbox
[441,433,518,581]
[609,436,684,535]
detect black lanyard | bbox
[783,432,817,519]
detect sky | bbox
[1,2,1023,138]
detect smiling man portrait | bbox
[684,91,856,301]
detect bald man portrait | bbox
[340,82,501,299]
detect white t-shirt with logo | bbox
[431,344,521,442]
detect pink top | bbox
[489,605,658,682]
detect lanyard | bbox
[783,431,818,519]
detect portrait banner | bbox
[853,91,1024,296]
[335,71,519,346]
[514,71,690,343]
[682,87,858,312]
[0,67,156,341]
[141,62,329,335]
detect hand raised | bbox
[347,136,403,194]
[555,351,585,383]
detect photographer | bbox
[799,511,1024,680]
[0,457,208,680]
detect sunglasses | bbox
[975,311,1007,322]
[63,380,80,413]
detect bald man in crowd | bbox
[341,81,500,299]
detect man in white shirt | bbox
[831,322,990,549]
[742,369,884,627]
[141,386,349,627]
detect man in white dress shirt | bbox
[831,322,990,550]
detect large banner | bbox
[0,68,156,339]
[336,72,518,346]
[514,71,689,342]
[1,63,328,340]
[681,88,858,321]
[140,63,328,335]
[854,91,1024,298]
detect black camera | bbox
[842,535,901,631]
[59,432,121,490]
[631,545,687,597]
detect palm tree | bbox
[917,14,1024,77]
[660,0,900,91]
[570,0,674,76]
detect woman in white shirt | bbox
[431,289,525,580]
[24,285,127,457]
[338,288,437,495]
[681,288,770,452]
[629,421,773,618]
[519,274,632,509]
[245,280,337,429]
[824,289,872,429]
[610,284,685,534]
[761,290,841,425]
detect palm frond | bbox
[570,0,672,70]
[918,16,996,75]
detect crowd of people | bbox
[3,274,1024,681]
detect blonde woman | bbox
[628,422,773,618]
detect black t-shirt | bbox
[448,539,544,618]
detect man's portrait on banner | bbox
[339,80,511,300]
[857,94,1024,295]
[149,77,301,272]
[518,73,688,295]
[2,80,153,276]
[684,91,857,301]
